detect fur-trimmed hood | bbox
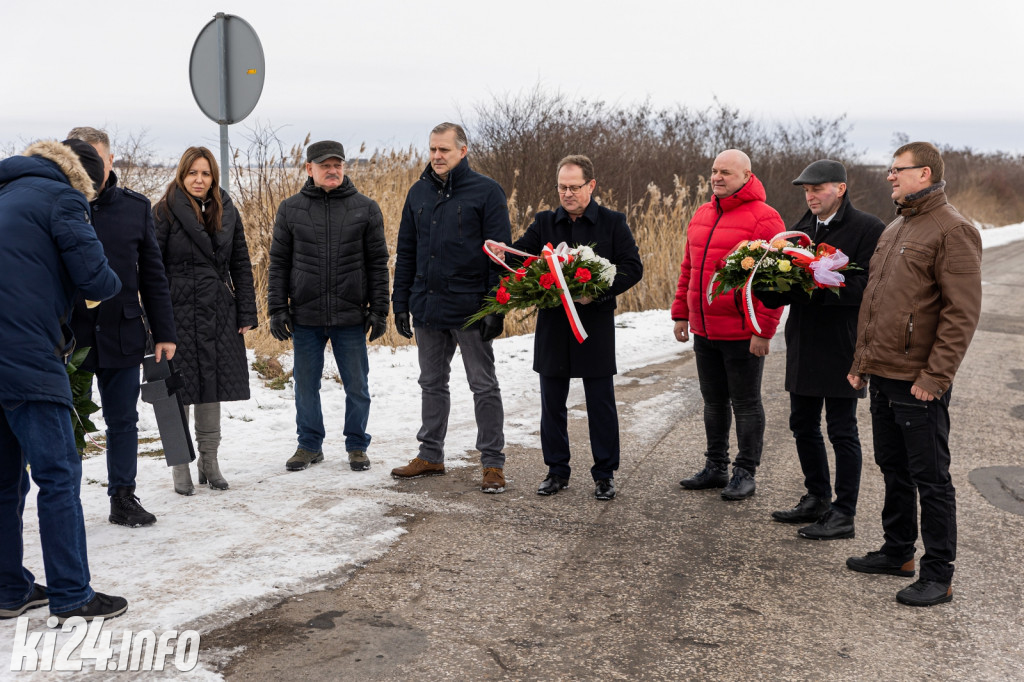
[22,139,97,201]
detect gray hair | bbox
[431,122,468,149]
[66,126,110,149]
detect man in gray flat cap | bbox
[755,159,885,540]
[269,140,390,473]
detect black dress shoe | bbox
[537,475,569,496]
[721,467,755,500]
[896,579,953,606]
[771,493,830,524]
[594,479,615,500]
[798,509,855,540]
[679,461,729,489]
[846,550,915,577]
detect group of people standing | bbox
[0,125,980,625]
[672,144,982,608]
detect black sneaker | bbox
[798,509,855,540]
[109,488,157,528]
[896,579,953,606]
[0,584,47,619]
[721,467,756,501]
[50,592,128,624]
[771,494,830,524]
[537,475,569,496]
[846,551,915,577]
[679,461,729,489]
[594,479,616,501]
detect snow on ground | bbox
[2,221,1020,679]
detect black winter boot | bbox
[679,460,729,489]
[109,487,157,527]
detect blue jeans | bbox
[292,324,371,453]
[94,366,142,495]
[0,400,95,613]
[693,334,766,473]
[414,327,505,468]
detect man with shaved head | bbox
[671,149,785,500]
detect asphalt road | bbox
[204,239,1024,681]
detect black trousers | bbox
[693,334,765,473]
[539,374,619,481]
[869,375,956,582]
[789,393,863,516]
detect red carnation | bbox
[514,268,527,281]
[539,273,556,289]
[495,287,511,304]
[574,268,592,283]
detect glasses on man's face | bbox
[557,183,589,195]
[887,165,925,176]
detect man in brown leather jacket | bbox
[846,141,982,607]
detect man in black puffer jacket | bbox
[269,141,389,473]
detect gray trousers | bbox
[414,326,505,468]
[185,402,221,458]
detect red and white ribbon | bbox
[483,239,589,343]
[707,231,813,336]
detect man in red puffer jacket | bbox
[671,149,785,501]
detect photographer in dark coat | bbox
[0,139,127,621]
[757,160,884,540]
[511,155,643,501]
[268,140,390,474]
[67,127,177,528]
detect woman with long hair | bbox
[153,147,257,495]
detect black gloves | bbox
[480,314,504,342]
[270,312,293,341]
[365,312,387,342]
[394,311,413,339]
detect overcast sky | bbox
[3,0,1022,164]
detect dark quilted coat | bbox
[268,175,389,326]
[154,187,257,404]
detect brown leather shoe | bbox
[391,457,445,479]
[481,467,506,493]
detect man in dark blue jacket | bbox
[757,160,885,540]
[391,123,512,493]
[0,140,128,622]
[67,127,177,528]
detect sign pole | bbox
[215,12,231,192]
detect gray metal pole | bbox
[216,12,230,193]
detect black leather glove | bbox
[394,311,413,339]
[365,312,387,342]
[270,312,293,341]
[479,314,504,342]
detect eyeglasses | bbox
[887,165,925,176]
[556,183,590,195]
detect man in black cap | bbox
[0,139,128,621]
[66,126,177,526]
[756,160,885,540]
[269,140,390,473]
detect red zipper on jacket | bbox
[697,202,725,335]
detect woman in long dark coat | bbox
[153,146,257,495]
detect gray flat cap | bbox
[307,140,346,163]
[792,159,847,185]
